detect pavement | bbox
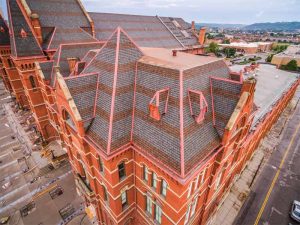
[208,87,300,225]
[0,80,90,225]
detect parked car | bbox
[290,200,300,223]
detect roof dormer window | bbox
[20,29,27,38]
[148,88,170,121]
[188,90,208,124]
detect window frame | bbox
[187,183,193,198]
[155,204,162,224]
[146,195,152,215]
[98,156,104,173]
[143,166,149,182]
[152,172,157,189]
[161,179,167,197]
[121,191,127,210]
[184,204,191,225]
[118,162,126,180]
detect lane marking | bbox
[254,121,300,225]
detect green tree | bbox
[206,42,219,54]
[224,48,236,58]
[222,39,230,44]
[266,54,274,62]
[281,60,298,71]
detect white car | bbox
[291,200,300,223]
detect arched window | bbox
[7,59,13,68]
[29,76,36,89]
[62,109,76,130]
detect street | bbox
[0,81,89,225]
[234,90,300,225]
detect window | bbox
[121,191,127,210]
[103,185,108,201]
[215,172,222,190]
[152,173,157,189]
[146,195,152,215]
[118,162,126,180]
[184,204,191,225]
[194,174,200,191]
[191,198,198,217]
[7,59,14,68]
[148,88,170,121]
[143,166,148,182]
[187,183,192,198]
[188,90,208,124]
[155,204,162,224]
[201,167,208,184]
[161,179,167,197]
[29,76,36,89]
[98,156,104,173]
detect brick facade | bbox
[2,1,300,225]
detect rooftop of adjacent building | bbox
[275,45,300,59]
[219,42,272,48]
[230,63,299,128]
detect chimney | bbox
[198,27,207,45]
[30,13,42,45]
[191,21,195,31]
[172,50,177,57]
[67,58,79,74]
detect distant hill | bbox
[196,23,246,29]
[243,22,300,31]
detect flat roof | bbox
[230,64,299,128]
[139,47,221,70]
[276,45,300,59]
[219,42,272,48]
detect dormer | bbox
[188,90,208,124]
[148,88,170,121]
[20,28,27,38]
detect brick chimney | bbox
[191,21,195,31]
[172,50,177,57]
[30,13,42,45]
[198,27,207,45]
[67,58,79,74]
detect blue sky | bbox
[1,0,300,24]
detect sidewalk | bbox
[208,87,300,225]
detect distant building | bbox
[272,45,300,67]
[0,1,299,225]
[219,42,273,54]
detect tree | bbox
[224,48,236,58]
[222,39,230,44]
[206,42,219,55]
[281,60,298,71]
[266,54,274,62]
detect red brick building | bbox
[1,1,299,225]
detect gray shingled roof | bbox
[0,14,10,46]
[26,0,91,28]
[25,0,94,50]
[39,61,54,81]
[7,0,43,57]
[89,12,199,48]
[49,42,103,86]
